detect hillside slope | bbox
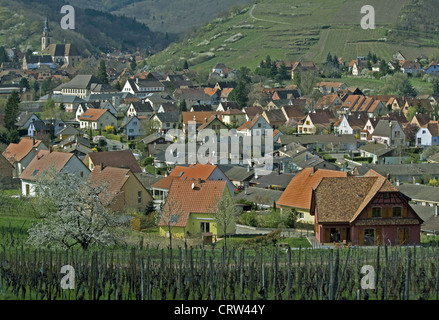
[0,0,173,54]
[146,0,439,72]
[67,0,255,35]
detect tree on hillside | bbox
[228,81,249,107]
[0,46,8,64]
[278,61,290,81]
[97,60,109,84]
[4,91,20,131]
[433,79,439,95]
[19,77,30,90]
[27,170,124,250]
[398,78,417,98]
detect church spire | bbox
[41,17,51,52]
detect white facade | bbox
[416,127,439,147]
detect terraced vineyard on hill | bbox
[146,0,439,72]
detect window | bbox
[372,207,381,217]
[364,229,375,245]
[258,123,262,128]
[306,121,310,125]
[393,207,402,217]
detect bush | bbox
[142,157,154,167]
[239,210,258,227]
[245,229,281,246]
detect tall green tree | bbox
[97,60,109,84]
[228,81,249,107]
[278,61,290,80]
[0,46,8,64]
[398,78,417,98]
[4,91,20,131]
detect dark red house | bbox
[310,170,423,246]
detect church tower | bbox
[41,17,51,51]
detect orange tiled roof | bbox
[158,179,227,227]
[79,108,108,121]
[151,163,218,190]
[277,167,347,210]
[2,137,43,164]
[19,151,74,181]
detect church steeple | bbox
[41,17,51,52]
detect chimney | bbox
[310,166,315,175]
[100,163,105,171]
[198,177,201,185]
[136,78,138,84]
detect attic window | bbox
[384,192,390,199]
[178,171,184,177]
[170,215,179,223]
[32,169,39,176]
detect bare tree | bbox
[27,170,124,250]
[211,191,238,250]
[156,196,184,251]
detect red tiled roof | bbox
[158,180,227,227]
[277,167,347,210]
[79,108,108,121]
[19,151,74,181]
[2,137,43,164]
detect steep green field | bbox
[146,0,439,72]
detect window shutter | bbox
[367,207,372,218]
[402,207,407,218]
[358,229,364,246]
[376,228,382,245]
[385,207,391,218]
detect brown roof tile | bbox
[86,150,142,173]
[277,167,347,210]
[2,137,43,164]
[19,151,74,181]
[158,179,227,227]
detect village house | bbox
[2,137,48,177]
[151,112,180,134]
[424,61,439,75]
[126,101,154,119]
[158,179,235,239]
[277,167,347,223]
[237,113,272,137]
[314,82,348,95]
[88,165,153,214]
[15,112,40,130]
[19,150,90,197]
[151,163,235,207]
[39,94,86,113]
[120,116,141,140]
[297,109,337,135]
[334,113,368,136]
[79,108,117,131]
[217,101,240,112]
[314,94,343,112]
[54,74,117,99]
[371,119,406,147]
[83,150,142,173]
[174,88,213,107]
[197,114,228,137]
[182,111,223,134]
[416,121,439,147]
[358,143,396,165]
[262,109,287,129]
[281,105,306,124]
[221,108,246,127]
[291,61,318,80]
[122,76,165,98]
[311,170,423,246]
[354,163,439,184]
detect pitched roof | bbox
[282,105,306,120]
[154,112,180,123]
[86,150,142,173]
[60,75,102,89]
[263,109,287,124]
[426,121,439,137]
[158,180,227,227]
[372,120,402,138]
[87,166,131,204]
[235,187,283,206]
[151,163,219,190]
[130,101,153,113]
[197,114,226,131]
[19,151,74,181]
[2,137,43,164]
[79,108,108,121]
[312,173,410,224]
[182,111,222,125]
[277,167,347,210]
